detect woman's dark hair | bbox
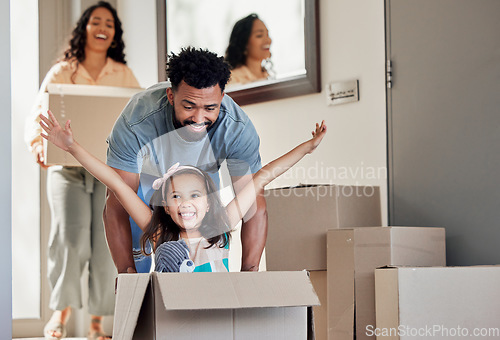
[166,47,231,92]
[225,13,259,69]
[62,1,127,65]
[140,168,231,256]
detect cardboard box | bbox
[375,266,500,340]
[113,271,320,340]
[327,227,446,340]
[43,84,142,166]
[265,184,382,271]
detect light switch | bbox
[326,80,359,106]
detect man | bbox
[104,47,267,273]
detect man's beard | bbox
[172,107,213,142]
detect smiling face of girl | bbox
[245,19,272,63]
[85,6,116,53]
[164,173,209,238]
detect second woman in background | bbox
[24,2,140,339]
[225,13,273,85]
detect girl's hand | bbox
[308,120,327,153]
[39,110,75,152]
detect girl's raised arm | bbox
[39,110,152,231]
[225,121,327,228]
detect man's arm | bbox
[103,168,140,274]
[231,175,268,271]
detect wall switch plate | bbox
[326,80,359,106]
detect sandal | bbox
[43,320,67,339]
[87,330,112,340]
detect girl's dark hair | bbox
[61,1,127,77]
[225,13,259,69]
[140,168,231,255]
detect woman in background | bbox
[225,13,273,85]
[25,2,140,339]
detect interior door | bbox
[386,0,500,265]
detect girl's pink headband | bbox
[152,162,205,200]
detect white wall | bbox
[1,0,13,338]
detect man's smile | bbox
[188,122,209,132]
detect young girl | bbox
[40,110,326,272]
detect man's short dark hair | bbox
[166,47,231,92]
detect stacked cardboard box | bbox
[265,185,382,271]
[328,227,446,340]
[264,185,447,340]
[265,184,383,340]
[375,266,500,340]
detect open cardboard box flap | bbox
[114,271,320,340]
[114,273,151,340]
[154,271,320,310]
